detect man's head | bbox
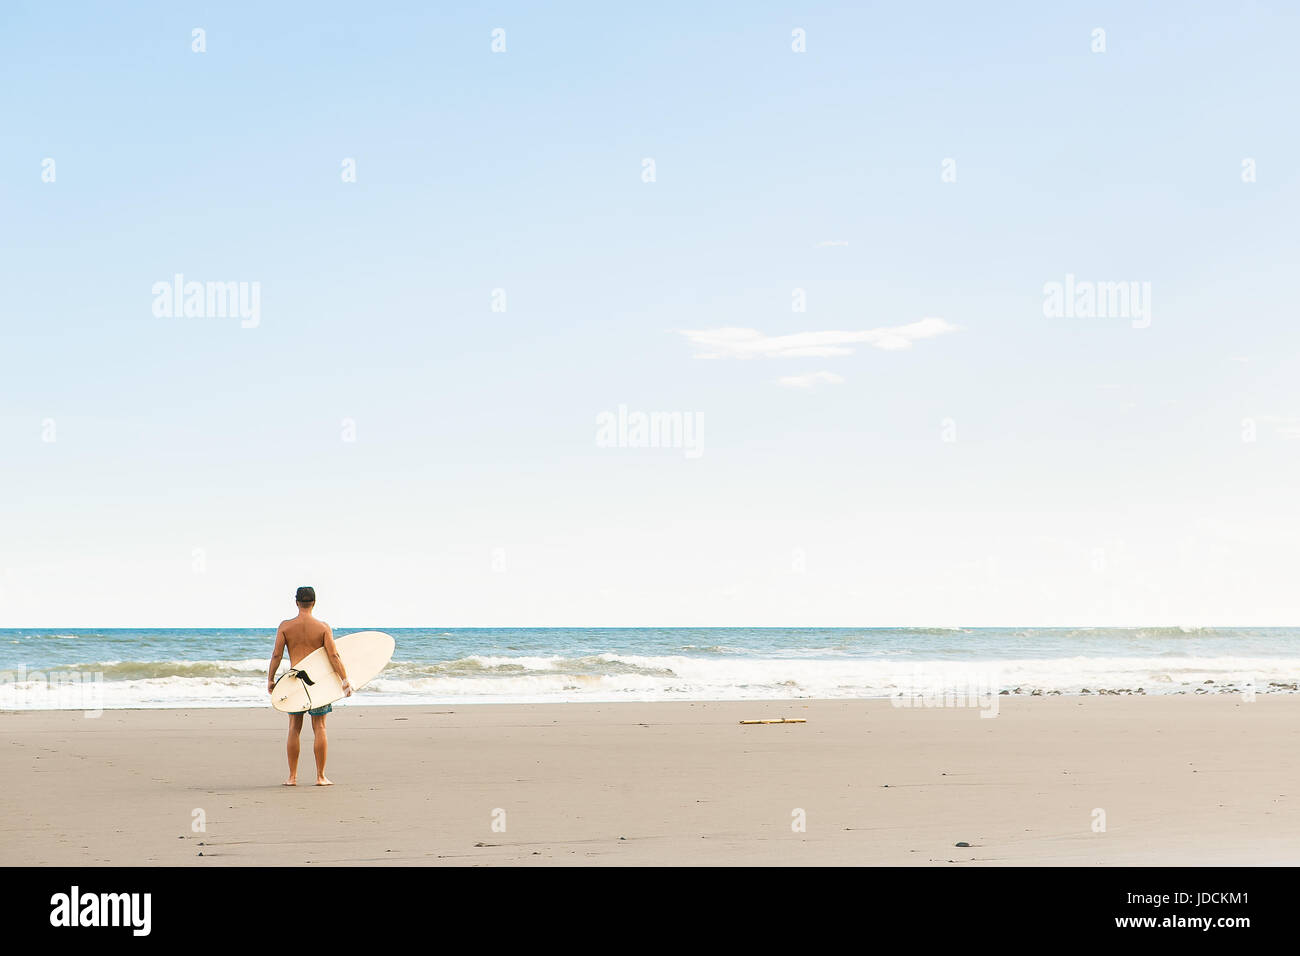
[295,586,316,609]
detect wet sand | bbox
[3,695,1297,865]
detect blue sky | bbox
[2,1,1299,626]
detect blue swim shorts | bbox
[289,703,332,716]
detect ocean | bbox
[1,626,1297,710]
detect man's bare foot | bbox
[283,778,297,786]
[315,776,333,786]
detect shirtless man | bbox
[267,586,352,786]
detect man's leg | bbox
[284,713,304,785]
[311,713,332,786]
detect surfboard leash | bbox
[276,668,316,712]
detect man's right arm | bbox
[267,624,286,693]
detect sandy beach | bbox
[3,695,1298,866]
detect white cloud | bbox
[815,240,850,247]
[1257,416,1300,439]
[680,318,956,359]
[777,371,845,389]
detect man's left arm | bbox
[323,625,352,696]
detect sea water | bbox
[1,626,1297,710]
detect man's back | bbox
[281,615,330,666]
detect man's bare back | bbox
[279,614,331,667]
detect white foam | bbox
[2,652,1295,709]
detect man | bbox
[267,586,351,786]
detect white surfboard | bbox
[271,630,395,713]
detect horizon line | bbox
[0,623,1286,630]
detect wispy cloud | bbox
[815,240,850,247]
[680,318,956,359]
[1259,415,1300,439]
[777,371,845,389]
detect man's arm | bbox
[322,625,352,697]
[267,624,286,693]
